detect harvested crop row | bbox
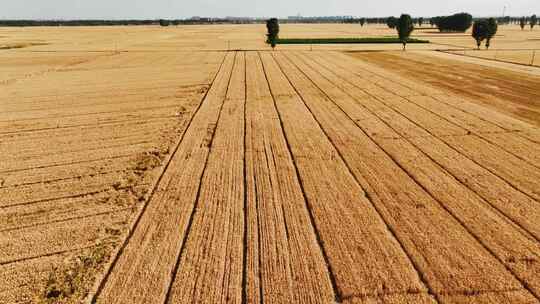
[243,51,334,303]
[0,119,173,145]
[288,50,540,299]
[329,66,540,171]
[0,171,125,208]
[0,84,204,107]
[347,51,540,127]
[431,95,540,144]
[311,50,540,239]
[330,51,540,161]
[0,108,182,134]
[0,141,154,173]
[0,52,218,97]
[0,88,181,113]
[260,52,434,302]
[0,209,131,265]
[272,51,534,299]
[1,136,160,163]
[0,190,132,232]
[0,98,186,122]
[314,52,540,205]
[1,47,226,303]
[94,52,235,303]
[166,51,246,304]
[371,97,540,201]
[0,244,108,304]
[404,96,540,168]
[0,52,106,86]
[0,155,133,187]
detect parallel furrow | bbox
[288,51,540,299]
[272,51,538,302]
[93,52,235,304]
[261,51,436,303]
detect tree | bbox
[159,19,170,27]
[418,17,424,27]
[472,19,489,50]
[397,14,414,50]
[520,17,526,30]
[531,14,538,30]
[386,16,397,29]
[434,13,473,32]
[486,18,498,49]
[360,18,366,27]
[266,18,280,49]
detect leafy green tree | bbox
[418,17,424,27]
[472,19,489,49]
[531,14,538,30]
[386,17,397,29]
[434,13,473,32]
[520,17,526,30]
[486,18,498,49]
[360,18,366,27]
[266,18,280,49]
[396,14,414,50]
[159,19,170,27]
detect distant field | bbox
[1,23,538,51]
[1,24,540,304]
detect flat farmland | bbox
[1,25,540,304]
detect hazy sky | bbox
[2,0,539,19]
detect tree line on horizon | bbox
[385,12,537,50]
[384,13,537,32]
[1,14,537,28]
[265,11,533,50]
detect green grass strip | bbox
[274,37,430,44]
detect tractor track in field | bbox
[311,51,540,240]
[273,51,534,301]
[260,51,341,303]
[342,52,540,169]
[319,52,540,202]
[283,51,540,300]
[294,51,540,243]
[270,51,439,303]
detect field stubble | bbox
[1,24,540,304]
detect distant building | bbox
[287,14,303,20]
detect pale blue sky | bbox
[2,0,539,19]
